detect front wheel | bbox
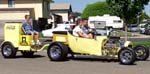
[47,42,68,61]
[118,48,136,65]
[134,45,149,61]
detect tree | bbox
[72,12,82,18]
[106,0,150,41]
[139,12,150,23]
[81,2,111,19]
[50,0,54,3]
[128,12,150,24]
[106,0,149,23]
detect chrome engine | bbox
[103,37,123,56]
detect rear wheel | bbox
[134,45,149,61]
[47,42,68,61]
[1,44,17,58]
[21,51,34,57]
[118,48,136,65]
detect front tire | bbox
[1,44,17,58]
[118,48,136,65]
[47,42,68,61]
[134,45,149,61]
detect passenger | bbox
[81,19,93,38]
[72,18,81,29]
[73,19,93,39]
[22,15,41,45]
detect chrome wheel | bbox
[120,50,132,63]
[119,48,136,65]
[136,48,146,59]
[50,46,61,59]
[134,46,149,60]
[47,42,68,61]
[1,44,17,58]
[3,46,12,57]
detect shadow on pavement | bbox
[68,56,118,62]
[68,56,137,65]
[14,54,45,59]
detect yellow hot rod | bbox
[47,31,149,65]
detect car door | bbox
[76,37,101,56]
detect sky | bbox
[53,0,150,15]
[145,2,150,15]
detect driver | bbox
[73,18,93,39]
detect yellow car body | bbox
[52,31,132,58]
[49,31,140,65]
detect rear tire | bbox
[133,45,149,61]
[118,48,136,65]
[21,51,34,57]
[1,44,17,58]
[47,42,68,61]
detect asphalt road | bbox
[0,40,150,74]
[0,52,150,74]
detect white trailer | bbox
[88,14,123,29]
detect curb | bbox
[121,37,150,39]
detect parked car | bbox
[96,29,107,35]
[42,23,75,37]
[139,23,146,34]
[127,24,139,32]
[143,23,150,35]
[96,27,113,36]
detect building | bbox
[50,3,72,22]
[0,0,50,24]
[0,0,51,37]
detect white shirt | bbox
[73,26,83,36]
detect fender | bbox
[0,41,14,49]
[124,41,133,47]
[48,42,65,49]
